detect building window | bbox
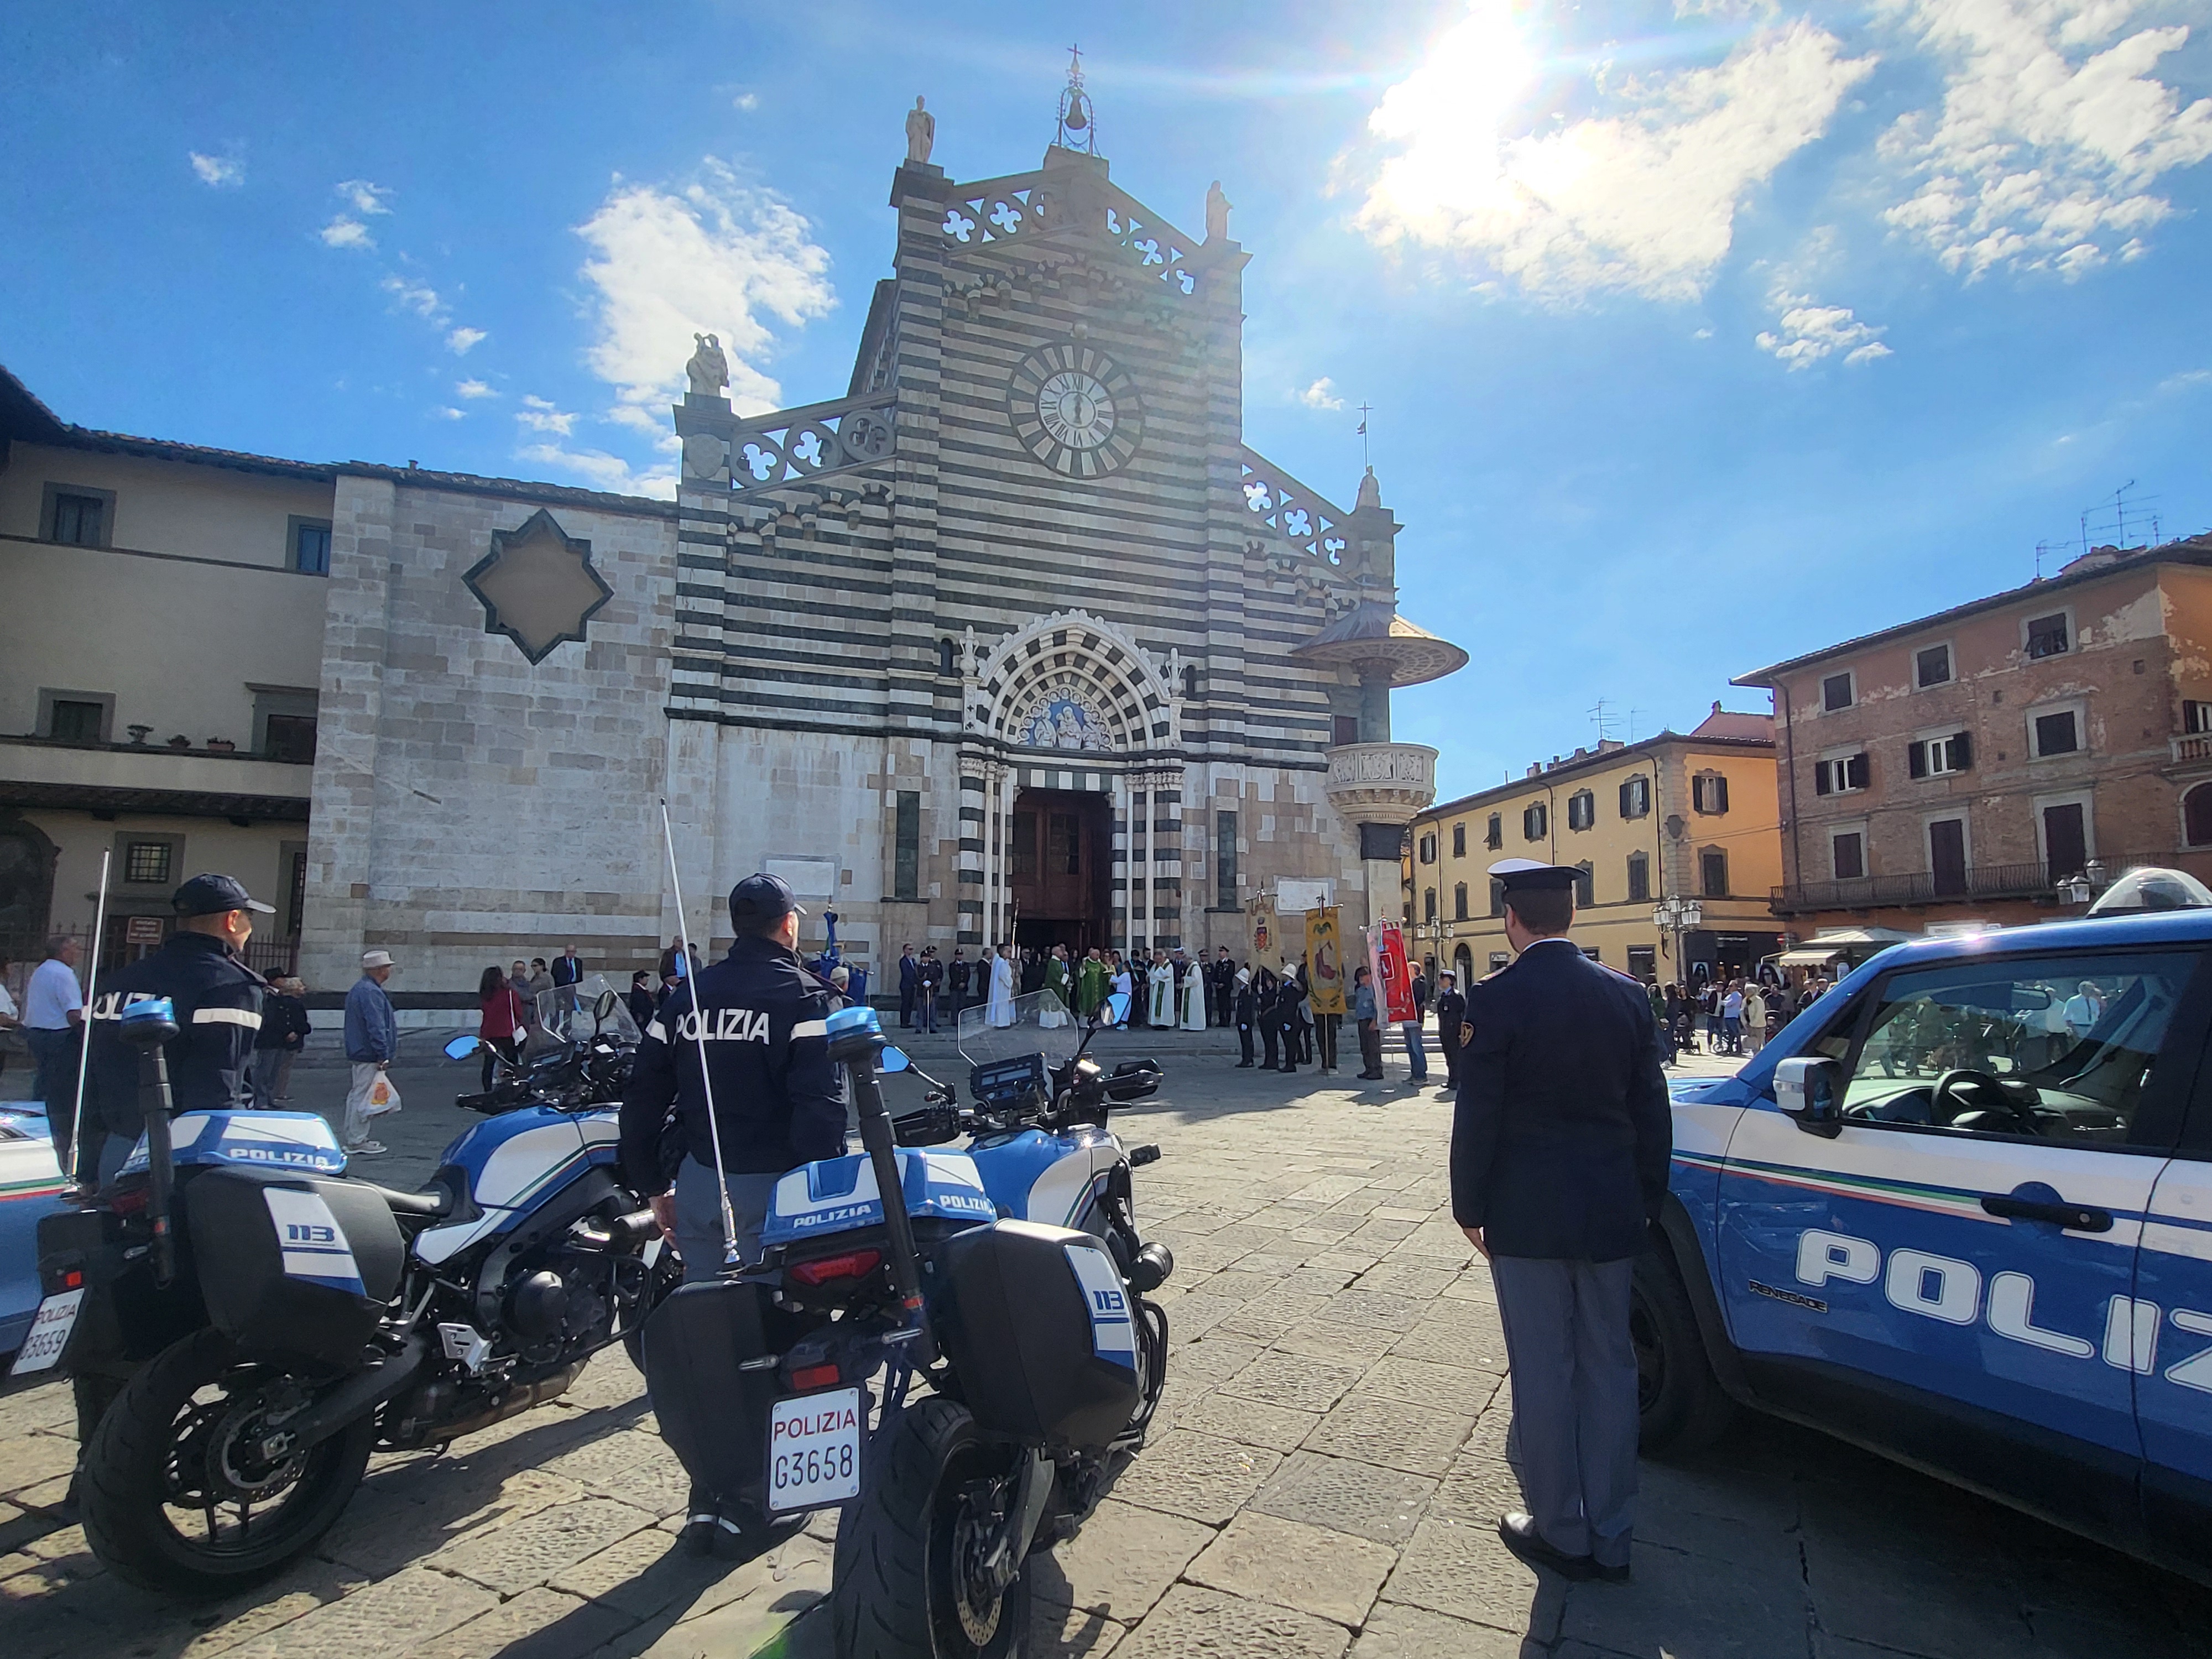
[1485,813,1503,849]
[938,637,956,676]
[1452,822,1465,858]
[2032,708,2080,758]
[1575,863,1594,909]
[1522,802,1548,841]
[1566,790,1595,831]
[2187,700,2212,735]
[50,698,105,744]
[2186,785,2212,848]
[1692,773,1730,815]
[1699,849,1728,898]
[1626,852,1650,902]
[1907,731,1973,778]
[894,791,921,900]
[1182,664,1200,700]
[1216,811,1237,910]
[43,485,113,547]
[289,518,333,576]
[124,842,173,885]
[1814,753,1870,795]
[1453,881,1468,921]
[1489,878,1505,917]
[1489,952,1510,972]
[1627,945,1656,979]
[1916,643,1953,688]
[1618,775,1650,818]
[264,714,317,764]
[2042,800,2090,878]
[1332,714,1361,746]
[2026,612,2070,659]
[1418,832,1437,865]
[1832,831,1865,880]
[1822,671,1855,713]
[1423,888,1437,924]
[1929,817,1968,895]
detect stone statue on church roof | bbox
[685,333,729,399]
[905,96,935,165]
[1206,180,1232,243]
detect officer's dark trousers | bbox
[1439,1021,1462,1089]
[1490,1255,1637,1568]
[1237,1023,1254,1065]
[1357,1019,1383,1077]
[1260,1024,1279,1068]
[673,1157,782,1281]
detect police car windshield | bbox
[957,990,1084,1068]
[535,975,643,1047]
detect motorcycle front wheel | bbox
[831,1396,1032,1659]
[80,1328,375,1596]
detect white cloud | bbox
[380,274,446,322]
[1357,7,1876,301]
[1876,0,2212,278]
[320,217,374,250]
[446,326,488,354]
[517,442,676,500]
[574,157,834,426]
[1755,289,1893,367]
[337,179,393,216]
[516,396,577,436]
[435,406,467,420]
[1298,377,1347,411]
[734,92,759,111]
[455,378,496,399]
[189,152,242,187]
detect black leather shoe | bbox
[680,1510,719,1557]
[1593,1557,1632,1584]
[1496,1512,1595,1580]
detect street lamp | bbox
[1652,896,1703,988]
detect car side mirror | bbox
[1773,1056,1844,1138]
[444,1034,482,1062]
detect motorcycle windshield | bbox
[536,974,642,1047]
[957,989,1087,1068]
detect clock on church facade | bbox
[1008,342,1144,479]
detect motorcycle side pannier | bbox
[184,1168,405,1366]
[932,1219,1141,1453]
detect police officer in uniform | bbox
[82,874,275,1186]
[1452,858,1670,1584]
[619,872,845,1280]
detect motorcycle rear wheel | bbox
[831,1396,1032,1659]
[80,1328,375,1597]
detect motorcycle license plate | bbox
[8,1288,83,1378]
[767,1387,862,1512]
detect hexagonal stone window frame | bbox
[463,508,614,665]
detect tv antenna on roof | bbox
[2079,479,2161,557]
[1589,697,1618,744]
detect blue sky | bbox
[4,1,2209,800]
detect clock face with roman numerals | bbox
[1008,343,1143,479]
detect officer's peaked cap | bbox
[1487,858,1579,894]
[729,872,805,928]
[173,873,276,916]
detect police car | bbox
[1638,870,2212,1584]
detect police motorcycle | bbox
[457,977,640,1115]
[13,974,680,1595]
[645,989,1173,1659]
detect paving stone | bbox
[413,1587,634,1659]
[432,1496,659,1595]
[1352,1264,1459,1302]
[1349,1601,1534,1659]
[1249,1452,1438,1548]
[1272,1319,1402,1368]
[1381,1516,1562,1641]
[1037,1601,1127,1658]
[1428,1454,1524,1524]
[1158,1292,1246,1341]
[1389,1306,1510,1372]
[638,1548,831,1658]
[1185,1510,1396,1627]
[1219,1351,1366,1415]
[540,1429,693,1518]
[0,1432,77,1500]
[1031,1498,1214,1623]
[152,1557,375,1659]
[0,1383,75,1439]
[1345,1220,1420,1249]
[1167,1389,1319,1453]
[550,1525,758,1620]
[1359,1356,1499,1415]
[222,1566,500,1659]
[1111,1583,1349,1659]
[1106,1430,1280,1526]
[1305,1394,1475,1477]
[1321,1290,1429,1333]
[1164,1334,1265,1387]
[1559,1538,1813,1659]
[0,1499,60,1557]
[1217,1291,1334,1344]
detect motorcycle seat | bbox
[362,1183,455,1221]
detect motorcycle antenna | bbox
[658,801,741,1269]
[65,848,112,1188]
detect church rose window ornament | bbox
[938,182,1057,247]
[1238,448,1348,568]
[1008,342,1143,478]
[463,509,614,666]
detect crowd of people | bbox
[1647,972,1833,1066]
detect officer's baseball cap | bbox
[173,873,276,917]
[728,872,805,930]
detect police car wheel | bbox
[1631,1250,1735,1457]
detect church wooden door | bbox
[1008,789,1111,950]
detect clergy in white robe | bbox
[1180,962,1206,1030]
[985,948,1016,1027]
[1147,953,1175,1026]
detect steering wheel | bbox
[1931,1068,2042,1134]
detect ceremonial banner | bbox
[1305,906,1347,1016]
[1370,920,1417,1025]
[1246,896,1284,976]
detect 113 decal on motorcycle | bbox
[263,1188,365,1295]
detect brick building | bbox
[1735,535,2212,935]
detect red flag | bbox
[1370,921,1417,1025]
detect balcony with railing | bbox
[1773,851,2175,916]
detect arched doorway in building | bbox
[1007,789,1114,953]
[0,815,57,966]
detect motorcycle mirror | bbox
[444,1034,482,1061]
[594,988,618,1022]
[1104,992,1131,1025]
[880,1046,912,1073]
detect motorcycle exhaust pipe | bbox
[430,1363,579,1443]
[269,1333,430,1455]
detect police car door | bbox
[1717,946,2204,1525]
[2134,1032,2212,1546]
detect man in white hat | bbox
[342,949,399,1156]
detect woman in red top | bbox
[477,964,526,1091]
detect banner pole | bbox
[65,849,112,1188]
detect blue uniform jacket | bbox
[85,932,267,1141]
[1451,938,1672,1262]
[618,935,846,1194]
